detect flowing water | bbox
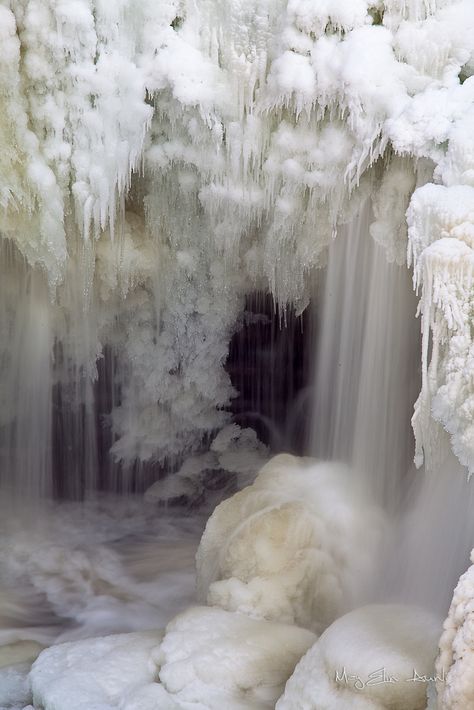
[0,495,202,708]
[0,244,54,499]
[310,201,474,617]
[310,201,420,507]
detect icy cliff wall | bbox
[1,0,473,471]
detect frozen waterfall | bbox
[1,1,474,709]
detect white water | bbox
[0,495,201,708]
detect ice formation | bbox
[408,185,474,475]
[29,630,164,710]
[144,424,269,508]
[155,606,316,709]
[28,607,315,710]
[435,550,474,709]
[276,604,441,710]
[196,454,385,634]
[1,0,474,485]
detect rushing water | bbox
[0,495,202,708]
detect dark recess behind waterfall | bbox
[52,293,315,498]
[227,293,314,454]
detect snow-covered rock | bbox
[155,606,316,709]
[28,607,315,710]
[144,425,268,508]
[30,631,163,710]
[276,604,441,710]
[435,550,474,709]
[197,454,385,634]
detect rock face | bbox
[435,550,474,709]
[276,604,441,710]
[197,454,386,634]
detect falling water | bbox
[0,243,53,499]
[311,201,420,507]
[0,251,203,705]
[310,201,474,616]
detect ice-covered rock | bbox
[197,454,385,634]
[30,631,163,710]
[28,607,315,710]
[155,606,316,709]
[435,550,474,709]
[0,662,33,708]
[276,604,441,710]
[144,425,269,508]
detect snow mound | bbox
[436,549,474,709]
[155,606,316,709]
[28,607,314,710]
[276,604,441,710]
[196,454,385,634]
[30,631,163,710]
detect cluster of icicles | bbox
[1,0,474,475]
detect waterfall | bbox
[310,203,474,616]
[310,201,420,509]
[0,243,53,499]
[1,1,474,706]
[0,241,109,500]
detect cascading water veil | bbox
[310,200,420,507]
[1,0,474,708]
[310,202,474,617]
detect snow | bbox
[30,631,163,710]
[156,606,316,709]
[436,550,474,709]
[276,603,441,710]
[196,454,385,634]
[27,607,315,710]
